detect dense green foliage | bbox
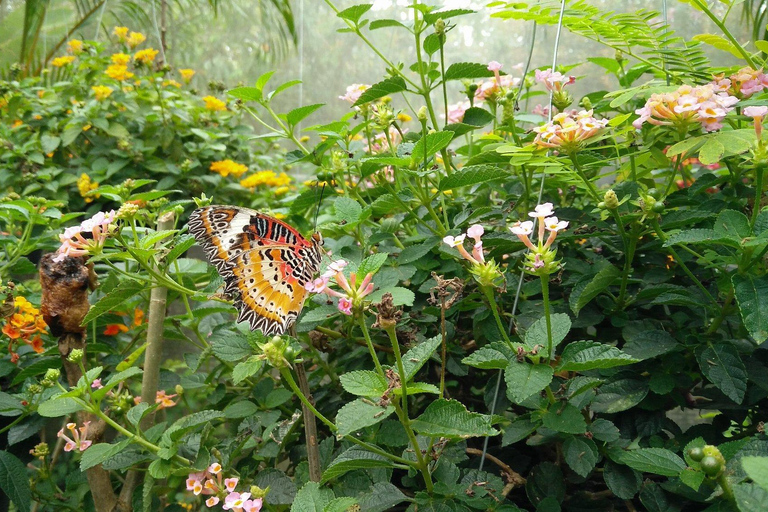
[1,1,768,512]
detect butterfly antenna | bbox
[313,182,326,232]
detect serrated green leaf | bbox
[337,3,372,24]
[444,62,495,81]
[38,397,84,417]
[334,196,363,224]
[339,370,388,397]
[505,361,554,404]
[699,138,725,165]
[411,398,498,438]
[367,286,415,306]
[223,400,259,419]
[610,448,686,477]
[558,341,638,371]
[571,265,620,314]
[291,482,335,512]
[162,410,225,443]
[591,379,648,414]
[438,164,508,190]
[286,103,324,126]
[524,313,571,357]
[232,356,263,385]
[697,343,748,404]
[0,451,30,511]
[83,280,145,324]
[564,437,598,477]
[401,336,441,380]
[410,131,454,164]
[542,403,586,434]
[335,398,394,436]
[228,86,262,102]
[462,346,508,369]
[622,330,678,360]
[357,253,389,277]
[353,77,407,107]
[733,274,768,343]
[321,448,394,484]
[80,440,131,470]
[127,402,150,427]
[733,482,768,512]
[742,457,768,492]
[210,330,251,362]
[692,33,743,58]
[604,460,641,499]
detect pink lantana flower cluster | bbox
[54,210,116,262]
[712,67,768,98]
[535,69,576,111]
[57,421,93,452]
[510,203,568,275]
[744,106,768,141]
[474,61,521,102]
[186,463,263,511]
[304,260,375,315]
[339,84,371,104]
[532,110,609,153]
[443,225,503,287]
[633,83,739,132]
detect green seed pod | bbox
[700,456,722,477]
[689,447,704,462]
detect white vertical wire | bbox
[662,0,670,85]
[93,0,109,41]
[151,0,167,64]
[478,0,568,471]
[298,0,305,131]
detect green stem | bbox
[480,286,514,349]
[689,0,756,68]
[751,163,765,230]
[540,277,554,363]
[279,368,411,466]
[616,223,639,308]
[358,316,385,376]
[384,324,434,494]
[651,217,719,308]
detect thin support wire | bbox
[662,0,670,85]
[151,0,167,64]
[93,0,109,41]
[298,0,305,132]
[478,0,568,471]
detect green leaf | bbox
[438,165,508,190]
[40,134,61,153]
[162,410,225,443]
[340,371,388,397]
[80,440,130,471]
[11,357,60,386]
[0,451,31,512]
[460,107,495,127]
[664,228,734,247]
[699,138,725,165]
[291,482,335,512]
[223,400,259,419]
[229,86,263,102]
[524,313,571,358]
[286,103,324,126]
[38,397,84,417]
[357,483,407,512]
[621,330,678,360]
[367,286,415,306]
[715,209,751,240]
[742,457,768,492]
[680,468,706,491]
[692,33,744,58]
[210,330,251,362]
[590,419,620,442]
[462,346,508,369]
[733,483,768,512]
[401,336,441,380]
[357,253,389,277]
[369,19,408,30]
[127,402,150,427]
[334,196,363,224]
[444,62,495,81]
[335,398,394,436]
[571,265,620,314]
[610,448,686,477]
[410,131,454,164]
[397,237,440,264]
[557,341,638,371]
[232,356,263,385]
[564,437,598,477]
[733,274,768,343]
[604,460,641,499]
[502,415,541,446]
[0,391,22,417]
[353,77,407,107]
[323,498,358,512]
[505,362,554,404]
[422,33,441,55]
[423,8,474,24]
[337,3,372,24]
[254,469,297,505]
[82,280,145,324]
[411,398,498,438]
[591,379,648,414]
[542,403,586,434]
[321,448,394,484]
[697,343,747,404]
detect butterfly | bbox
[188,205,323,335]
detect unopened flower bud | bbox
[261,336,289,369]
[604,189,619,209]
[580,96,593,110]
[117,202,139,219]
[552,90,573,112]
[435,19,446,35]
[44,368,61,382]
[30,442,49,458]
[67,348,84,363]
[28,384,42,394]
[249,485,269,499]
[417,106,428,122]
[174,384,184,395]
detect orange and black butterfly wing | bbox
[188,205,322,334]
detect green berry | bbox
[652,202,665,213]
[689,447,704,462]
[701,456,722,477]
[647,188,660,199]
[597,201,606,209]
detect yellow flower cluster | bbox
[106,65,134,81]
[203,96,227,111]
[2,297,48,357]
[51,56,76,67]
[134,48,158,65]
[92,86,113,101]
[67,39,84,54]
[210,159,248,178]
[111,53,130,65]
[113,26,129,41]
[77,173,99,202]
[127,31,146,48]
[163,80,181,88]
[239,170,291,190]
[179,69,195,82]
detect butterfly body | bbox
[188,206,323,335]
